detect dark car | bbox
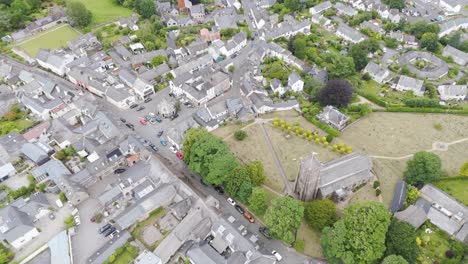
[126,123,134,130]
[235,205,244,214]
[157,130,163,137]
[120,118,126,123]
[183,101,190,106]
[103,226,116,237]
[259,227,271,239]
[213,185,224,194]
[136,106,145,111]
[129,104,138,109]
[150,145,159,152]
[144,97,152,103]
[99,224,112,234]
[114,168,125,174]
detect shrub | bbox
[326,134,334,143]
[234,130,247,141]
[445,250,454,258]
[373,181,380,189]
[403,98,440,108]
[59,192,67,203]
[376,189,382,196]
[294,240,305,253]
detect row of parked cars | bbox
[98,223,118,238]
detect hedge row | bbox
[355,91,387,107]
[304,114,341,137]
[386,107,468,115]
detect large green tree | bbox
[264,196,304,244]
[246,160,266,186]
[237,181,253,203]
[407,21,440,39]
[403,151,442,186]
[385,219,419,263]
[248,187,268,215]
[135,0,155,19]
[304,199,336,231]
[382,0,405,10]
[382,255,409,264]
[66,1,92,27]
[328,56,356,79]
[420,32,439,52]
[321,202,391,264]
[204,153,238,185]
[182,128,208,165]
[284,0,301,11]
[225,165,250,196]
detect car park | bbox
[144,97,152,103]
[259,227,271,239]
[243,212,255,223]
[176,152,184,160]
[213,185,224,194]
[74,215,81,226]
[227,197,236,206]
[139,119,147,125]
[99,224,112,234]
[235,205,244,214]
[136,106,145,111]
[114,168,125,174]
[272,251,282,261]
[103,226,116,237]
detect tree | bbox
[246,160,266,186]
[328,56,355,79]
[403,151,442,186]
[460,162,468,176]
[321,202,391,264]
[205,153,238,185]
[248,187,268,215]
[135,0,155,19]
[59,192,67,202]
[420,32,439,52]
[304,199,336,231]
[407,21,440,40]
[66,1,92,27]
[228,65,235,72]
[292,35,307,60]
[225,165,250,195]
[284,0,301,11]
[404,184,420,207]
[151,55,167,66]
[317,79,353,107]
[182,128,208,165]
[64,215,76,228]
[348,44,370,71]
[382,0,405,10]
[385,219,419,263]
[382,255,409,264]
[264,196,304,244]
[234,130,247,141]
[237,181,253,203]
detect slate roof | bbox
[442,45,468,65]
[394,204,428,228]
[20,143,49,164]
[316,105,350,130]
[437,85,467,99]
[390,180,406,213]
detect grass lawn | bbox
[372,158,407,207]
[296,221,323,258]
[433,178,468,206]
[348,183,382,205]
[16,25,80,57]
[114,250,137,264]
[224,124,285,193]
[76,0,133,24]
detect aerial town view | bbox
[0,0,466,263]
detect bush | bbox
[376,189,382,196]
[59,192,67,203]
[234,130,247,141]
[326,134,334,143]
[403,98,440,108]
[293,240,305,253]
[373,181,380,189]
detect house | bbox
[309,1,332,14]
[396,184,468,243]
[114,45,132,61]
[219,31,247,57]
[439,0,462,14]
[316,106,350,131]
[0,163,15,182]
[335,2,358,16]
[116,15,139,31]
[266,18,311,40]
[294,153,375,201]
[105,86,135,109]
[288,72,304,92]
[23,121,50,142]
[270,78,285,95]
[437,85,467,101]
[336,24,367,43]
[200,28,221,42]
[118,68,154,99]
[193,101,229,131]
[68,33,101,55]
[167,118,198,150]
[191,4,205,20]
[20,143,50,165]
[393,75,425,96]
[129,43,145,54]
[363,61,391,84]
[388,9,401,23]
[67,67,108,97]
[438,18,468,37]
[248,92,299,114]
[442,45,468,66]
[35,49,76,76]
[0,132,27,164]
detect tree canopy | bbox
[304,199,336,231]
[66,1,92,27]
[403,151,442,186]
[246,160,266,186]
[317,79,353,107]
[135,0,155,19]
[385,219,419,263]
[382,255,409,264]
[407,21,440,40]
[420,32,439,52]
[328,56,356,79]
[264,196,304,244]
[225,165,250,196]
[382,0,405,10]
[248,187,268,215]
[182,127,208,165]
[321,202,391,264]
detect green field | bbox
[17,25,80,57]
[77,0,133,24]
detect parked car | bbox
[272,251,282,261]
[157,130,163,137]
[176,152,183,160]
[243,212,255,223]
[74,215,81,226]
[213,185,224,194]
[259,227,271,239]
[150,145,159,152]
[235,205,244,214]
[119,118,126,123]
[139,119,147,125]
[48,212,55,220]
[103,226,116,237]
[144,115,151,121]
[114,168,125,174]
[99,224,112,234]
[144,97,152,103]
[160,137,167,146]
[136,106,145,111]
[130,104,138,109]
[169,146,177,153]
[155,116,162,123]
[227,197,236,206]
[126,123,134,130]
[110,229,120,238]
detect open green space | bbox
[76,0,133,24]
[296,221,322,258]
[0,105,37,136]
[16,25,80,57]
[416,223,452,264]
[434,178,468,206]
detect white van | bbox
[56,199,63,208]
[272,250,282,261]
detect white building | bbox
[393,75,425,96]
[439,0,462,14]
[288,72,304,92]
[437,85,467,101]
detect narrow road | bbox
[259,122,293,195]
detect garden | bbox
[76,0,133,24]
[102,243,139,264]
[130,207,167,251]
[0,104,37,136]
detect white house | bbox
[363,62,391,84]
[270,78,285,95]
[393,75,425,96]
[438,18,468,37]
[219,31,247,57]
[105,86,136,109]
[36,49,76,76]
[442,45,468,66]
[439,0,461,14]
[336,24,367,43]
[437,85,467,101]
[288,72,304,92]
[309,1,332,15]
